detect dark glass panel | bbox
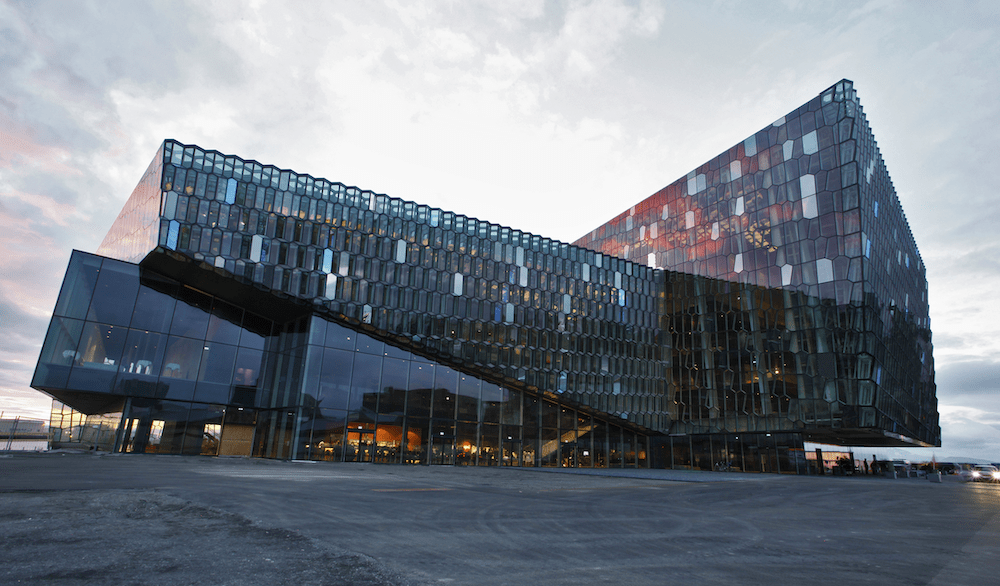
[32,317,85,389]
[373,420,403,464]
[300,346,322,407]
[430,420,455,465]
[194,342,238,404]
[623,431,636,467]
[384,342,409,359]
[355,334,384,356]
[206,299,243,345]
[432,365,458,419]
[130,277,178,333]
[158,378,196,402]
[500,389,521,425]
[559,405,575,432]
[169,287,212,339]
[501,425,521,466]
[456,372,480,422]
[576,415,594,468]
[116,329,168,398]
[540,427,559,467]
[541,400,558,428]
[478,423,499,466]
[85,259,140,327]
[742,436,763,473]
[266,348,300,409]
[455,421,477,466]
[232,347,264,407]
[480,382,504,423]
[254,409,297,459]
[122,329,167,377]
[608,425,625,467]
[296,407,318,460]
[405,362,434,417]
[349,352,382,420]
[161,335,203,381]
[324,321,357,350]
[312,408,347,461]
[53,252,101,320]
[67,322,128,394]
[233,348,264,387]
[308,315,328,346]
[317,348,353,409]
[521,395,539,467]
[690,435,711,470]
[121,399,191,454]
[725,434,744,472]
[377,357,408,425]
[182,403,225,456]
[239,312,271,350]
[592,419,608,468]
[402,417,428,464]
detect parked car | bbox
[934,462,958,475]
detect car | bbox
[935,462,958,475]
[968,465,1000,482]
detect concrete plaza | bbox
[1,453,997,585]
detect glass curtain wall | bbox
[35,251,650,467]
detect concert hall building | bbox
[32,80,939,472]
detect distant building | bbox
[31,80,938,471]
[1,418,48,451]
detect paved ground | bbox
[1,453,998,585]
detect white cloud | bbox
[426,28,479,63]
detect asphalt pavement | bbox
[1,452,997,585]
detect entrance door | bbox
[502,439,521,466]
[218,408,257,457]
[346,430,375,462]
[431,436,455,465]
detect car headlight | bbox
[972,471,981,478]
[992,471,1000,480]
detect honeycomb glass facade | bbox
[32,80,938,472]
[576,80,937,448]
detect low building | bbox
[1,418,48,451]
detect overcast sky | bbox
[2,0,997,462]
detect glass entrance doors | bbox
[430,436,455,465]
[346,429,374,462]
[502,438,521,466]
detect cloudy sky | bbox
[2,0,997,461]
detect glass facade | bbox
[33,251,647,466]
[32,79,938,472]
[577,80,938,448]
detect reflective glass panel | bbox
[67,322,128,394]
[318,348,353,409]
[86,260,140,327]
[32,317,85,389]
[405,362,433,417]
[169,288,212,339]
[207,299,244,345]
[53,253,102,320]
